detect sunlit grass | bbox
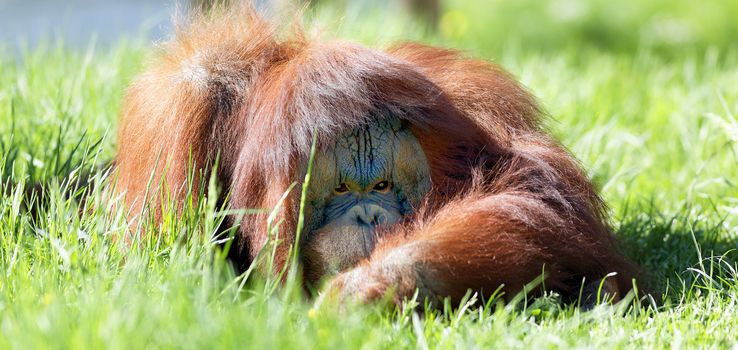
[1,1,738,348]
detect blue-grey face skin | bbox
[302,117,432,284]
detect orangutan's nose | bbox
[350,204,397,227]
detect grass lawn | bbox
[1,0,737,348]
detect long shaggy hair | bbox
[115,6,638,302]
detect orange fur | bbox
[115,6,637,303]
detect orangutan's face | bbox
[301,117,431,285]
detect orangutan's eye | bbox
[334,183,350,194]
[373,180,391,192]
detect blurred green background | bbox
[440,0,738,55]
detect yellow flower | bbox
[440,10,470,39]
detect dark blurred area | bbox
[1,0,737,55]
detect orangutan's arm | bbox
[322,142,636,305]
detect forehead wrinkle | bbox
[334,122,393,188]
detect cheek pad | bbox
[303,150,337,235]
[391,128,432,208]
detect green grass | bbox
[2,0,738,348]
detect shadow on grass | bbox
[615,203,737,299]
